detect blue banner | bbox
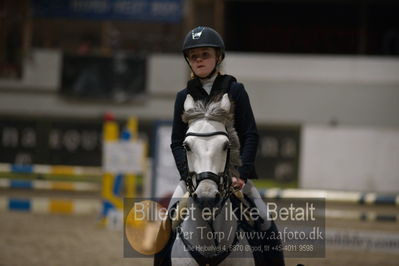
[32,0,183,23]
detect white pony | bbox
[169,93,256,266]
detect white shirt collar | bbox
[200,74,217,95]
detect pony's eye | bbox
[183,142,191,152]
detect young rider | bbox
[170,26,269,231]
[164,26,284,265]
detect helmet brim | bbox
[182,45,225,60]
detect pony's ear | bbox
[184,94,195,111]
[220,93,231,112]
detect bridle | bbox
[178,130,246,265]
[183,130,232,200]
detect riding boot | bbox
[153,202,179,266]
[154,192,190,266]
[259,220,285,266]
[153,229,176,266]
[247,204,285,266]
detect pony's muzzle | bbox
[193,187,222,208]
[192,191,220,203]
[196,196,221,209]
[190,173,224,208]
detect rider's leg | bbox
[242,180,285,265]
[154,180,187,266]
[242,180,271,231]
[168,180,187,209]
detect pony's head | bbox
[182,93,241,208]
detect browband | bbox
[186,131,228,138]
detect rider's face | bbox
[187,47,218,78]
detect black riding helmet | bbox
[182,26,225,78]
[182,26,225,60]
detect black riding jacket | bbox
[170,74,259,181]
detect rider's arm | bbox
[231,82,259,181]
[170,90,189,180]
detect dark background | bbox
[225,0,399,55]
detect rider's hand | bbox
[231,176,245,190]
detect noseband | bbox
[183,131,231,199]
